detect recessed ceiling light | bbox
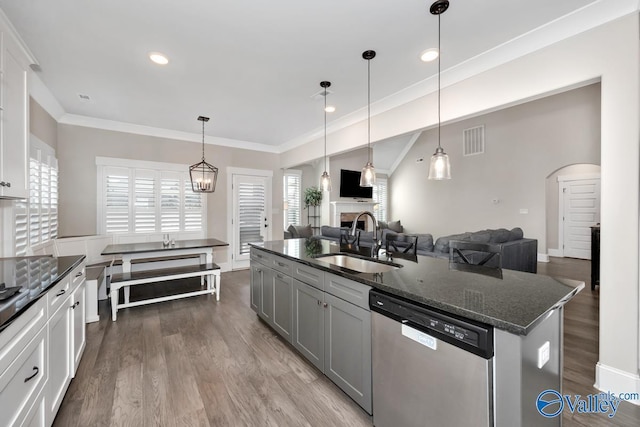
[149,52,169,65]
[420,48,439,62]
[324,105,336,113]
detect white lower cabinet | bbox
[46,296,72,426]
[71,283,86,375]
[0,326,48,427]
[22,389,47,427]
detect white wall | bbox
[281,15,640,396]
[390,83,601,253]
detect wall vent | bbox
[463,125,485,156]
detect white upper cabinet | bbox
[0,15,32,199]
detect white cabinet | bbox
[70,281,86,374]
[0,26,30,199]
[46,294,72,425]
[0,304,49,426]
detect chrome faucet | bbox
[350,211,381,257]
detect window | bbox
[15,143,58,255]
[97,158,205,235]
[373,177,388,223]
[283,170,301,228]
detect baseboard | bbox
[537,253,550,263]
[86,315,100,324]
[595,362,640,405]
[216,262,232,273]
[547,248,563,257]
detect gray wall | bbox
[389,83,601,254]
[56,124,283,263]
[30,97,57,150]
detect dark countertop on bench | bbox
[102,238,228,255]
[0,255,85,332]
[250,239,583,335]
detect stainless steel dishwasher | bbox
[370,290,494,427]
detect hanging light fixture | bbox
[427,0,452,180]
[360,50,376,187]
[189,116,218,192]
[319,81,332,192]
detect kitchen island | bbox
[249,238,583,426]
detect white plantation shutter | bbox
[98,159,206,235]
[15,145,58,255]
[133,171,156,233]
[50,159,58,239]
[160,176,181,232]
[283,171,301,228]
[373,178,388,223]
[238,180,265,254]
[29,157,41,246]
[105,167,131,233]
[184,181,203,231]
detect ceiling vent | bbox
[463,125,485,156]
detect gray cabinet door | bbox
[324,293,372,414]
[292,279,324,372]
[259,268,274,324]
[250,263,263,313]
[272,272,293,342]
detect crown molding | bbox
[0,8,38,65]
[278,0,639,154]
[58,114,280,153]
[29,72,66,120]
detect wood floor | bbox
[52,258,640,426]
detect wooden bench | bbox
[109,263,220,321]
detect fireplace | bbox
[341,220,365,230]
[330,201,377,228]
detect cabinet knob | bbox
[55,289,66,297]
[71,301,80,309]
[24,366,39,383]
[323,302,328,308]
[75,271,83,278]
[0,181,5,187]
[4,182,10,188]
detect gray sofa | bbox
[318,225,537,273]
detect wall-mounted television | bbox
[339,169,373,199]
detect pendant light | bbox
[189,116,218,192]
[319,81,332,192]
[360,50,376,188]
[427,0,452,180]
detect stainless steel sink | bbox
[315,254,401,273]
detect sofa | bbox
[318,223,537,273]
[284,224,313,239]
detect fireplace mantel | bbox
[330,201,378,227]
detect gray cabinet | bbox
[272,271,293,341]
[250,248,373,414]
[250,263,264,313]
[292,279,325,371]
[324,292,372,414]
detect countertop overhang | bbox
[250,239,584,335]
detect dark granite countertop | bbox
[102,238,228,255]
[251,239,584,335]
[0,255,85,332]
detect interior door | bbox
[561,177,600,259]
[231,174,271,269]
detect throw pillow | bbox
[287,224,297,237]
[388,220,403,233]
[509,227,524,240]
[292,224,313,238]
[378,221,389,230]
[488,228,511,243]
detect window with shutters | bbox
[15,143,58,255]
[97,158,205,235]
[283,170,301,228]
[373,178,388,223]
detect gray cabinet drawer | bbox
[271,255,292,275]
[324,274,371,310]
[250,248,272,265]
[292,261,324,290]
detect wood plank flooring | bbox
[52,258,640,426]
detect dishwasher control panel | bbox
[370,290,493,359]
